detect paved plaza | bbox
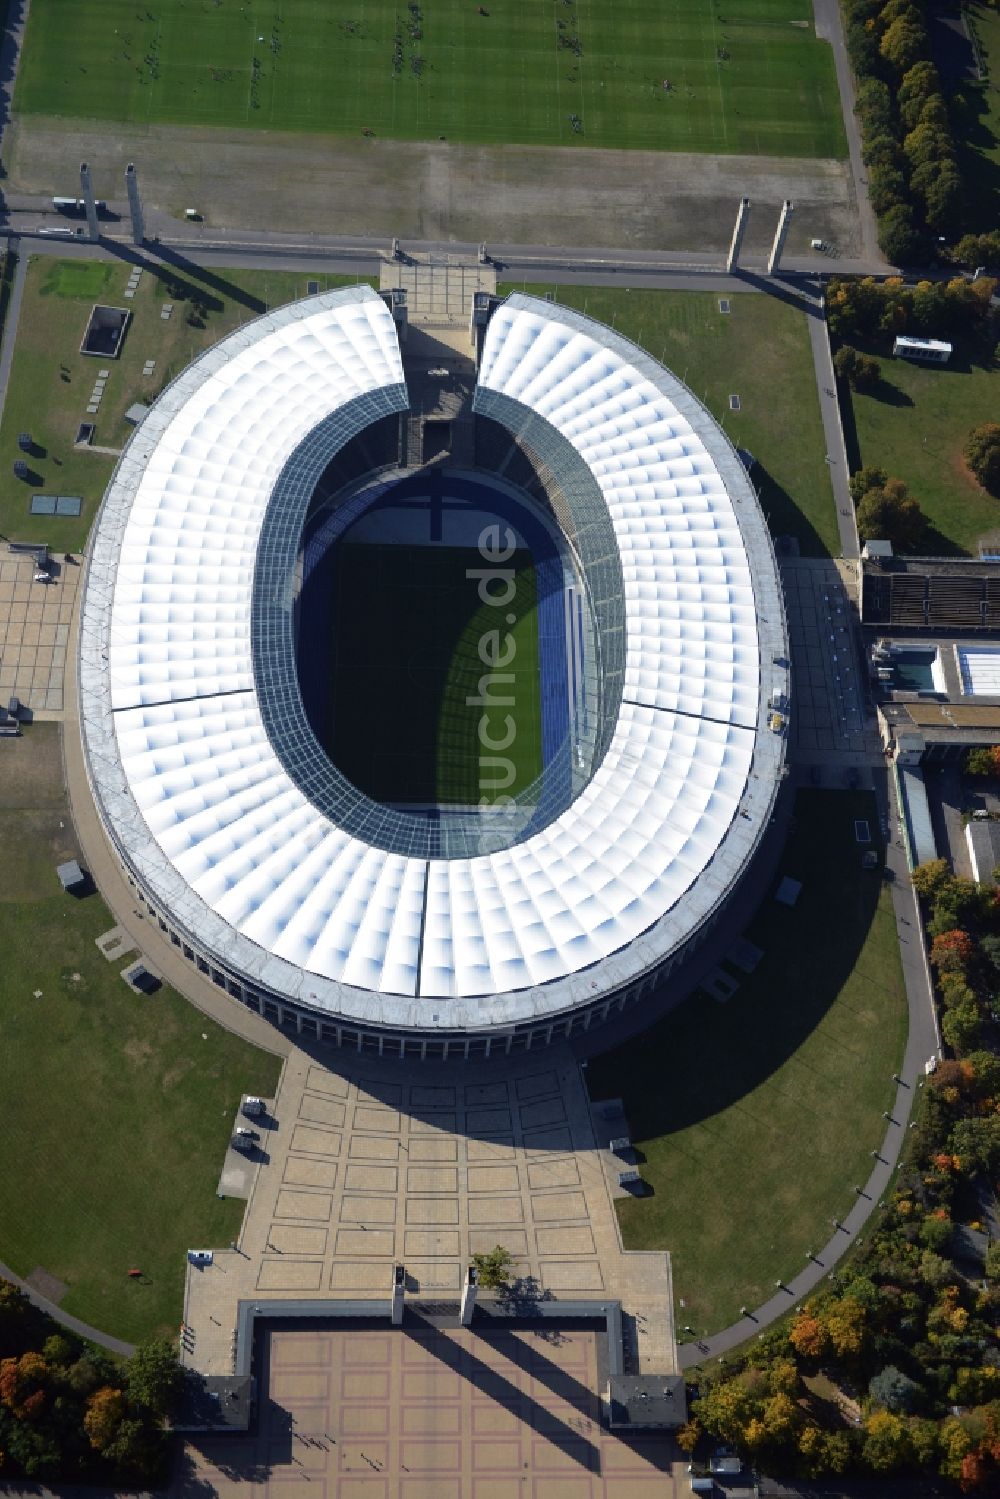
[177,1323,680,1499]
[181,1050,675,1382]
[0,551,81,717]
[781,558,880,764]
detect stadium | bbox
[79,286,788,1060]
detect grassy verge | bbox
[844,343,1000,555]
[500,285,838,557]
[958,3,1000,235]
[0,258,374,553]
[587,790,908,1337]
[15,0,846,157]
[0,724,282,1342]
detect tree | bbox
[949,1115,1000,1173]
[986,1243,1000,1282]
[870,1364,922,1413]
[863,1408,913,1470]
[472,1245,514,1289]
[124,1340,181,1419]
[789,1306,828,1359]
[965,424,1000,495]
[83,1387,127,1452]
[856,478,927,551]
[855,77,895,135]
[824,1297,866,1359]
[965,747,1000,779]
[929,929,975,974]
[850,464,888,504]
[923,165,963,235]
[869,163,908,215]
[898,60,942,130]
[912,858,951,901]
[880,16,928,73]
[695,1377,758,1446]
[941,998,983,1057]
[834,345,881,391]
[877,203,923,266]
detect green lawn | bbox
[329,542,542,804]
[845,345,1000,555]
[502,286,838,556]
[587,791,908,1339]
[0,257,372,553]
[0,725,282,1343]
[15,0,846,156]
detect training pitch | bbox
[328,543,542,807]
[17,0,846,156]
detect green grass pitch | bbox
[329,542,543,807]
[17,0,846,156]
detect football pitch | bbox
[329,543,543,807]
[16,0,846,156]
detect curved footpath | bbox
[0,1260,135,1358]
[679,768,940,1367]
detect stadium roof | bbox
[80,287,787,1030]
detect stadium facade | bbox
[79,286,788,1060]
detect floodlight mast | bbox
[125,162,145,246]
[79,163,100,243]
[726,197,750,274]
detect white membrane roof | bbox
[957,645,1000,697]
[80,288,787,1029]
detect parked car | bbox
[187,1249,214,1266]
[242,1096,267,1117]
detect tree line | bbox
[681,870,1000,1488]
[0,1280,182,1484]
[846,0,969,263]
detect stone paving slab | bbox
[182,1048,677,1381]
[0,553,82,718]
[177,1325,682,1498]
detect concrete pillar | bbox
[391,1265,405,1326]
[125,162,145,246]
[460,1266,478,1326]
[79,163,100,243]
[726,197,750,274]
[767,200,794,276]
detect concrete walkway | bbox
[679,773,940,1368]
[807,312,859,560]
[0,1259,135,1356]
[813,0,883,267]
[0,240,27,425]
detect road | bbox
[807,311,860,559]
[813,0,882,265]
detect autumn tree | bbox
[965,423,1000,495]
[863,1409,913,1470]
[83,1387,127,1453]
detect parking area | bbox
[0,550,80,717]
[178,1322,681,1498]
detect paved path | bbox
[807,311,860,560]
[679,774,940,1368]
[0,238,27,427]
[813,0,883,267]
[0,1259,135,1356]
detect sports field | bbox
[16,0,846,156]
[329,542,543,806]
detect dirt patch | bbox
[123,1036,153,1066]
[7,116,860,257]
[161,1058,194,1090]
[25,1266,68,1304]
